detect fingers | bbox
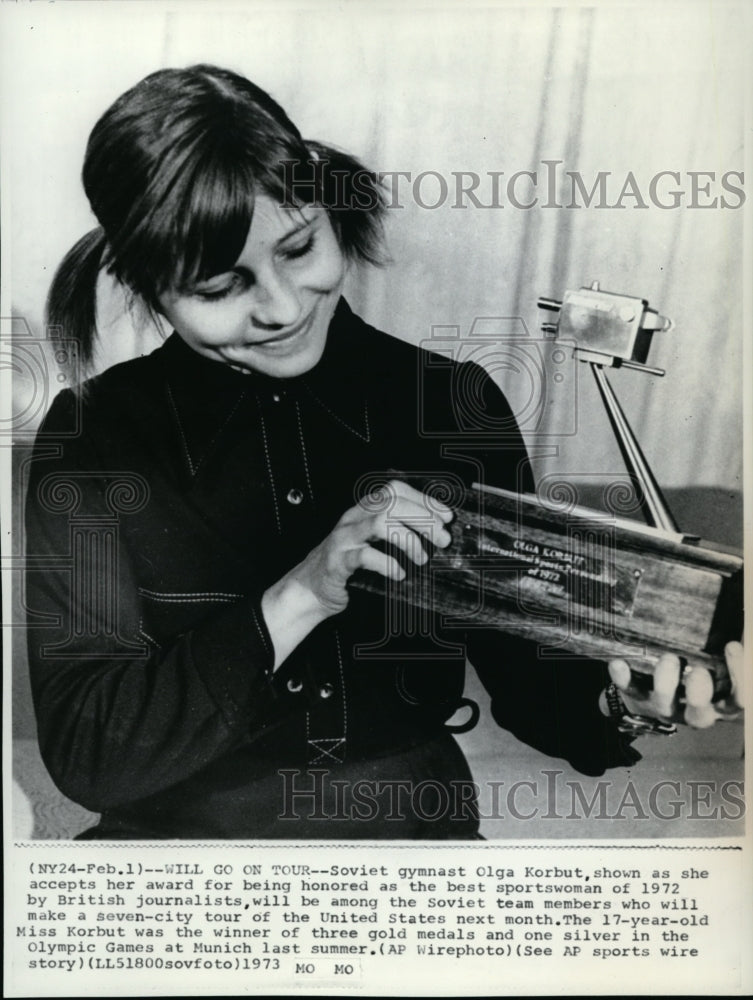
[350,544,408,583]
[357,480,453,532]
[684,666,714,707]
[608,658,632,691]
[345,479,453,522]
[313,481,455,606]
[683,667,718,728]
[378,496,452,551]
[608,651,742,731]
[341,481,454,567]
[376,479,454,522]
[684,643,745,726]
[651,653,681,717]
[367,512,449,564]
[724,640,745,708]
[607,654,680,719]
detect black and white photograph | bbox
[2,0,750,995]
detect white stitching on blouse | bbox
[304,716,346,763]
[251,605,273,662]
[303,386,371,443]
[199,394,245,475]
[166,383,196,475]
[167,384,245,478]
[138,624,162,649]
[295,399,314,501]
[255,396,282,534]
[307,737,346,764]
[138,588,243,603]
[334,629,347,741]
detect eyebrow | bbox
[277,211,318,244]
[185,212,320,291]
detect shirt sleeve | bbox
[25,389,292,813]
[469,635,640,775]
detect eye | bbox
[193,274,244,302]
[281,233,315,261]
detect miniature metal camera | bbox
[538,281,672,373]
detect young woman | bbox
[25,64,742,839]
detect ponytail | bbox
[45,227,107,373]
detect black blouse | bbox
[25,299,625,838]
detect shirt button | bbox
[272,393,282,403]
[286,677,303,694]
[319,682,335,700]
[286,488,304,505]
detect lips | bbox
[255,313,313,348]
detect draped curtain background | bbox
[8,2,745,491]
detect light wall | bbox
[4,1,746,492]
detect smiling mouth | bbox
[255,314,313,349]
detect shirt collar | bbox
[158,298,373,474]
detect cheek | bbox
[307,238,346,293]
[171,303,247,343]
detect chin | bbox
[242,340,327,380]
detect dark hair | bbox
[46,64,386,368]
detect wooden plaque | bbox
[349,482,743,696]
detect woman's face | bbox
[158,195,346,379]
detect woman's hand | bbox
[293,479,454,615]
[262,480,453,669]
[602,641,745,730]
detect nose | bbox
[250,266,302,330]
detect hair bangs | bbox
[170,150,258,292]
[53,64,386,369]
[151,130,316,295]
